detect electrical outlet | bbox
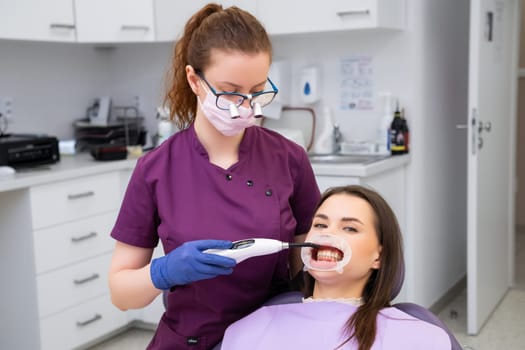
[0,97,13,120]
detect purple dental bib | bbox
[221,301,451,349]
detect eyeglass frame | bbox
[196,71,279,111]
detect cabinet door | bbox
[257,0,404,35]
[0,0,76,41]
[154,0,257,42]
[75,0,154,43]
[315,176,360,193]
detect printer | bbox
[0,133,60,167]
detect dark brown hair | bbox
[302,185,405,350]
[164,3,272,129]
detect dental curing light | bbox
[204,238,321,263]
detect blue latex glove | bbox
[150,239,236,290]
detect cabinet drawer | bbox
[258,0,404,35]
[40,294,127,350]
[30,172,120,229]
[37,254,112,318]
[33,211,116,273]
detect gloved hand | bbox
[150,239,236,290]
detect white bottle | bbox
[378,93,393,155]
[312,106,334,154]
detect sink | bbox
[308,154,389,164]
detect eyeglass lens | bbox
[216,92,275,110]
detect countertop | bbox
[311,154,410,177]
[0,153,411,193]
[0,153,138,193]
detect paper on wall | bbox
[340,56,374,111]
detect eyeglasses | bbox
[197,72,278,111]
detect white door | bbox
[467,0,518,335]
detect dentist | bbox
[108,3,320,350]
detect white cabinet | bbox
[30,172,124,350]
[257,0,405,35]
[74,0,155,43]
[0,0,76,42]
[40,295,127,350]
[154,0,257,42]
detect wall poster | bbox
[340,56,374,111]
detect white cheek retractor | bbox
[301,233,352,274]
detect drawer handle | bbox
[121,25,150,31]
[67,191,95,200]
[71,232,98,243]
[336,9,371,16]
[49,23,76,30]
[73,273,100,285]
[76,314,102,327]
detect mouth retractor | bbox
[300,233,351,274]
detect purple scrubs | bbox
[221,301,452,349]
[111,124,321,349]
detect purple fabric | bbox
[393,303,462,350]
[111,124,321,349]
[221,301,452,349]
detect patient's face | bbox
[305,193,382,297]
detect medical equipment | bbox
[204,238,321,263]
[301,233,351,273]
[229,104,240,119]
[253,102,263,118]
[151,239,236,289]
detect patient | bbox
[221,185,454,350]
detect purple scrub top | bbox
[221,301,452,349]
[111,124,321,349]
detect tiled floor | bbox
[437,230,525,350]
[89,231,525,350]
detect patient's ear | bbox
[372,245,382,269]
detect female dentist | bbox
[108,3,321,350]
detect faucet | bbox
[332,123,342,154]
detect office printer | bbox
[0,133,60,167]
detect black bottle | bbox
[401,108,409,154]
[389,102,407,155]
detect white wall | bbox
[407,0,469,306]
[0,40,111,138]
[0,0,470,308]
[270,30,412,143]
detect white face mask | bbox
[198,88,256,137]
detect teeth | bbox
[315,248,343,262]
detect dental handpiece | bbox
[204,238,321,263]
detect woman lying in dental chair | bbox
[221,185,461,350]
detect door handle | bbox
[73,273,100,285]
[478,121,491,133]
[456,124,468,129]
[76,314,102,327]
